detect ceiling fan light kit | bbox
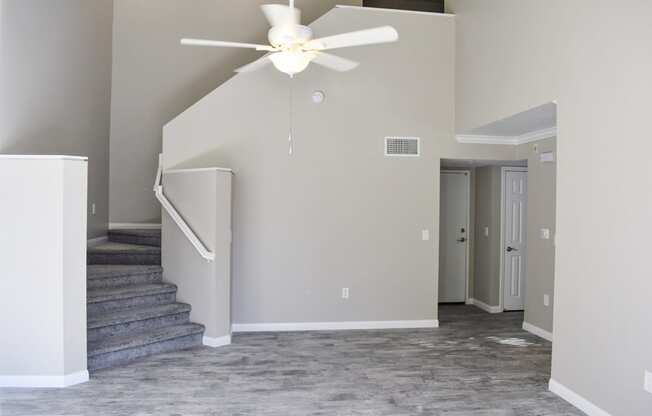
[180,1,399,77]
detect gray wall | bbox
[448,0,652,414]
[472,166,501,306]
[0,0,113,238]
[109,0,361,225]
[517,138,556,333]
[162,7,516,326]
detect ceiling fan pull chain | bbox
[288,75,294,155]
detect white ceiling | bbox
[456,102,557,145]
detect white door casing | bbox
[502,169,528,311]
[439,171,470,303]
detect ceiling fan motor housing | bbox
[268,25,313,49]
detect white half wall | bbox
[0,156,88,387]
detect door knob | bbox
[506,246,518,252]
[457,237,466,243]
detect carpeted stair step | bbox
[87,283,177,315]
[108,229,161,247]
[88,242,161,265]
[87,265,163,289]
[87,303,192,342]
[88,323,204,370]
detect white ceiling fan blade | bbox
[235,55,273,73]
[312,52,359,72]
[181,38,274,51]
[260,4,301,27]
[304,26,398,51]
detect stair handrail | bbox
[153,154,215,262]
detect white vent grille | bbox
[385,137,420,157]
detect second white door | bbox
[502,169,528,311]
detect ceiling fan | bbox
[180,0,399,76]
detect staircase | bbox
[86,229,204,370]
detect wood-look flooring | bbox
[0,305,581,415]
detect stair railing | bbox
[153,154,215,262]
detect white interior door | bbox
[439,171,469,303]
[503,169,528,311]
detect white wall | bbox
[0,157,88,387]
[448,1,652,414]
[0,0,113,238]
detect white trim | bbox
[440,170,471,303]
[456,127,557,146]
[499,166,528,311]
[154,154,215,262]
[232,320,438,333]
[467,298,502,314]
[203,335,231,348]
[109,223,161,230]
[0,154,88,161]
[549,379,613,416]
[87,236,108,247]
[522,321,553,342]
[335,4,455,17]
[0,370,89,388]
[456,135,519,145]
[518,127,557,144]
[165,167,233,174]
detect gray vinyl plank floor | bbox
[0,305,582,415]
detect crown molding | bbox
[456,127,557,146]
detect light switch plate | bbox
[422,230,430,241]
[645,371,652,394]
[543,294,550,307]
[484,227,489,237]
[540,228,551,240]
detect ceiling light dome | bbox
[269,51,313,76]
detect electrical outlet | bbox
[540,228,551,240]
[341,288,349,299]
[543,294,550,307]
[422,230,430,241]
[91,203,96,216]
[645,371,652,394]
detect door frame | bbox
[440,170,471,303]
[499,166,528,311]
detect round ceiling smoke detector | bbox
[312,91,325,104]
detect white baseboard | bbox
[522,321,553,342]
[549,379,613,416]
[232,320,439,333]
[0,370,89,388]
[203,335,231,347]
[87,236,108,247]
[109,223,161,230]
[467,298,502,314]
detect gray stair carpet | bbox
[88,242,161,265]
[87,265,163,289]
[87,229,204,371]
[108,229,161,247]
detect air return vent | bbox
[385,137,420,157]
